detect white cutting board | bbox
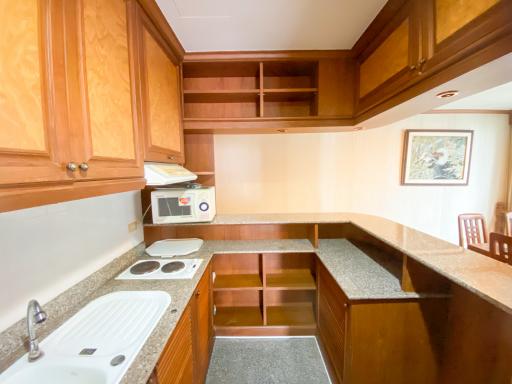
[146,238,203,257]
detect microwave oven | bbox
[151,187,216,224]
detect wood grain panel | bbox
[347,299,449,384]
[155,303,193,384]
[83,0,135,160]
[192,263,213,384]
[144,28,182,154]
[317,262,348,384]
[0,0,45,151]
[359,18,410,97]
[435,0,499,43]
[440,286,512,384]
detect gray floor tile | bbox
[205,337,331,384]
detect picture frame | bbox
[401,130,474,186]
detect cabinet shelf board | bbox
[214,306,263,327]
[266,303,316,326]
[184,89,260,103]
[214,274,263,291]
[264,89,317,102]
[266,269,316,290]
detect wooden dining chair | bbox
[506,211,512,236]
[458,213,488,248]
[489,232,512,265]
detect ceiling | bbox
[435,81,512,110]
[156,0,388,52]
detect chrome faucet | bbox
[26,300,47,362]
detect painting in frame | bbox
[401,130,474,185]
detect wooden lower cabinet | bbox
[317,262,348,384]
[317,262,449,384]
[153,304,194,384]
[151,263,213,384]
[192,262,214,384]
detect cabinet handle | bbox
[79,162,89,171]
[66,162,78,172]
[168,155,176,161]
[418,58,427,74]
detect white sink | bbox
[1,364,106,384]
[0,291,171,384]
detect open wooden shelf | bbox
[182,60,319,120]
[214,306,263,327]
[266,303,316,326]
[266,269,316,290]
[211,253,317,335]
[214,274,263,291]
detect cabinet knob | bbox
[79,162,89,171]
[66,162,78,172]
[195,290,201,297]
[168,155,176,161]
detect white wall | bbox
[215,114,510,244]
[0,191,143,332]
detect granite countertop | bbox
[150,213,512,315]
[3,212,512,384]
[0,237,422,384]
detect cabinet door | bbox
[138,9,184,164]
[66,0,143,180]
[0,0,70,186]
[155,303,194,384]
[317,262,348,384]
[421,0,511,73]
[193,263,213,384]
[357,1,421,111]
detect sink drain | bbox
[110,355,126,367]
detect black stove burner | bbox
[161,261,186,274]
[130,261,160,275]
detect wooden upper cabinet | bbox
[137,8,184,164]
[0,0,70,186]
[357,1,420,107]
[68,0,143,180]
[421,0,511,72]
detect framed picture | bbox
[401,130,474,185]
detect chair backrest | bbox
[458,213,488,247]
[489,232,512,265]
[506,212,512,237]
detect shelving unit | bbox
[212,252,317,335]
[182,61,318,120]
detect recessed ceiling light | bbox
[436,90,459,98]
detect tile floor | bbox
[205,337,331,384]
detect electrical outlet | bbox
[128,221,138,233]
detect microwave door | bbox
[158,197,192,218]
